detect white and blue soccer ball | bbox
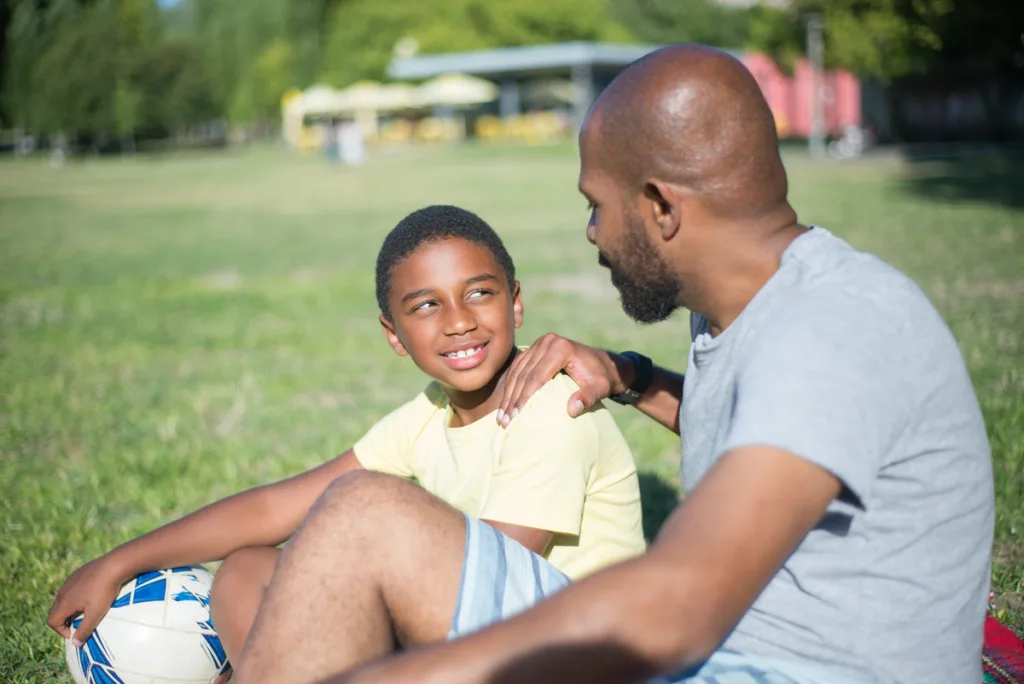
[65,566,230,684]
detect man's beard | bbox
[598,212,681,324]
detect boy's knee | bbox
[319,469,416,513]
[316,470,453,536]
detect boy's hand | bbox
[47,557,126,647]
[498,334,632,427]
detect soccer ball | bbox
[65,566,230,684]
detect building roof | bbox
[388,41,673,81]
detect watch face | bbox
[612,389,641,405]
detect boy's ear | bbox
[379,315,409,357]
[511,281,524,329]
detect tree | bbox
[610,0,753,49]
[192,0,289,114]
[3,0,83,129]
[745,0,955,81]
[115,77,142,149]
[32,2,118,139]
[132,38,217,134]
[320,0,632,87]
[286,0,335,88]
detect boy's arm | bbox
[47,450,364,642]
[483,521,553,556]
[498,334,683,434]
[106,449,364,573]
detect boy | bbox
[47,205,646,674]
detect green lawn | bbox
[1,143,1021,682]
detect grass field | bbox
[1,143,1022,681]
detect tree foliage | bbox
[320,0,630,87]
[610,0,752,49]
[741,0,1022,82]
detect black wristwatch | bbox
[609,351,654,406]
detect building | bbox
[388,42,861,140]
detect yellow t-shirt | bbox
[353,373,646,580]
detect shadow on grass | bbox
[900,149,1024,209]
[639,472,680,542]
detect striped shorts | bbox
[450,515,868,684]
[448,514,572,639]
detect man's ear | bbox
[511,281,524,329]
[379,315,409,357]
[644,179,684,242]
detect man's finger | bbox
[501,336,570,427]
[498,334,556,422]
[497,345,539,421]
[567,389,601,417]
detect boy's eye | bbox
[412,301,437,312]
[468,289,494,300]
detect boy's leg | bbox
[209,546,279,666]
[231,470,467,684]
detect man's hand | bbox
[498,334,629,427]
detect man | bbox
[235,44,994,684]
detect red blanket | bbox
[984,616,1024,684]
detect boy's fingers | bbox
[70,608,102,647]
[46,595,75,638]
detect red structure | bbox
[741,52,861,139]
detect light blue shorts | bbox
[450,515,865,684]
[448,514,571,638]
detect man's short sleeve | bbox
[479,378,595,536]
[722,293,917,505]
[353,385,442,479]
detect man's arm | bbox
[497,334,684,434]
[333,445,840,684]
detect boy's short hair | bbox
[376,205,517,320]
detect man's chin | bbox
[614,289,678,324]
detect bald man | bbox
[233,45,993,684]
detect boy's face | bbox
[381,238,523,394]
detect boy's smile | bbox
[439,340,490,371]
[381,237,523,421]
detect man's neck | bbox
[699,222,807,337]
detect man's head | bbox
[375,205,522,393]
[578,44,796,323]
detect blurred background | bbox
[1,1,1022,682]
[0,0,1022,155]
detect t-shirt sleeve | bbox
[353,386,440,479]
[479,378,595,536]
[721,293,917,506]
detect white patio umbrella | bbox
[414,73,498,109]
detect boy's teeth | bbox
[448,346,480,359]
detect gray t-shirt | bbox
[680,226,994,683]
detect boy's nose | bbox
[444,304,477,335]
